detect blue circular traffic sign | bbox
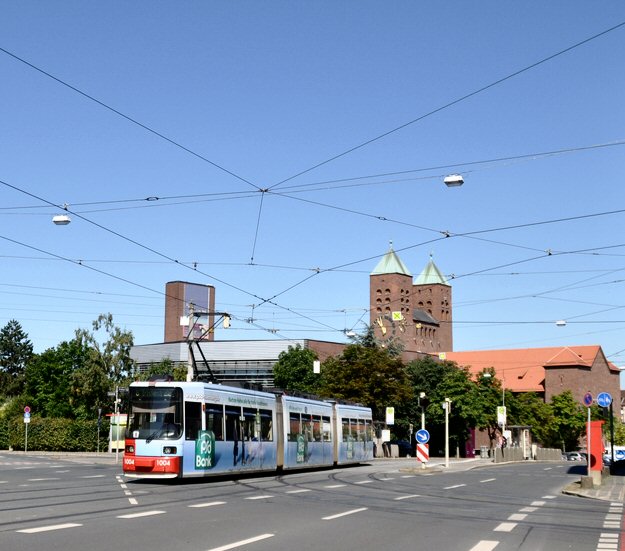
[416,429,430,444]
[583,393,593,407]
[597,392,612,408]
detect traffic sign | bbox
[23,412,30,418]
[583,392,593,407]
[24,406,30,414]
[416,443,429,463]
[416,429,430,444]
[597,392,612,408]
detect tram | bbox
[122,380,374,479]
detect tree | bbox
[272,345,320,394]
[24,338,90,418]
[508,392,554,446]
[548,391,586,450]
[70,314,134,419]
[74,313,134,383]
[0,320,33,397]
[319,344,412,422]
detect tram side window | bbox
[365,419,373,442]
[225,407,241,441]
[312,415,322,442]
[185,401,202,441]
[322,416,332,442]
[289,413,300,442]
[260,409,273,441]
[205,404,224,441]
[342,418,351,442]
[356,420,365,442]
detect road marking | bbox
[444,484,466,490]
[508,513,527,521]
[28,477,60,481]
[117,510,166,519]
[245,495,273,500]
[189,501,227,508]
[323,507,368,520]
[543,467,552,471]
[394,494,420,500]
[494,522,516,532]
[596,542,618,550]
[286,489,311,494]
[379,477,395,481]
[520,506,537,513]
[128,498,138,505]
[81,474,105,478]
[17,523,82,534]
[401,475,416,478]
[469,541,499,551]
[542,495,556,499]
[355,480,372,484]
[605,514,620,521]
[0,481,7,484]
[56,470,71,473]
[206,533,274,551]
[324,484,346,488]
[480,478,496,483]
[530,501,545,507]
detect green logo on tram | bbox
[296,434,307,463]
[195,430,215,470]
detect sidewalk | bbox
[562,465,625,502]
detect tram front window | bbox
[127,387,183,440]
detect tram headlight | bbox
[163,446,177,455]
[125,444,135,454]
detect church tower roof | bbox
[370,243,411,276]
[414,256,448,285]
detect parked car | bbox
[564,451,584,461]
[603,454,612,466]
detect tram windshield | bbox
[127,386,183,441]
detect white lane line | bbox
[355,480,372,484]
[610,503,623,507]
[81,474,106,478]
[444,484,466,490]
[323,507,368,520]
[117,510,166,519]
[401,475,416,479]
[379,477,395,481]
[206,533,274,551]
[543,467,552,471]
[601,533,619,538]
[480,478,496,483]
[0,481,8,484]
[530,501,546,507]
[469,541,499,551]
[28,478,60,482]
[286,489,311,494]
[56,470,71,473]
[520,506,537,513]
[605,514,620,521]
[120,483,128,489]
[494,522,517,532]
[324,484,347,488]
[597,543,618,550]
[245,495,273,500]
[128,498,138,505]
[17,523,82,534]
[189,501,227,508]
[542,495,556,499]
[508,513,527,521]
[394,494,420,501]
[124,491,132,496]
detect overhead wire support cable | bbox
[268,20,625,191]
[0,46,261,191]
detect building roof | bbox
[370,244,411,276]
[414,257,448,285]
[445,345,614,393]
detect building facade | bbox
[164,281,216,343]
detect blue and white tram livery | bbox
[123,380,373,479]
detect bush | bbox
[6,417,110,452]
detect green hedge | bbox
[2,417,111,452]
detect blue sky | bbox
[1,3,624,383]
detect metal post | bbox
[115,386,119,465]
[444,398,451,468]
[610,402,615,466]
[24,422,28,453]
[587,406,591,478]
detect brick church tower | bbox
[370,245,452,357]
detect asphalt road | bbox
[0,452,620,551]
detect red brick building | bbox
[370,245,452,359]
[445,345,620,405]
